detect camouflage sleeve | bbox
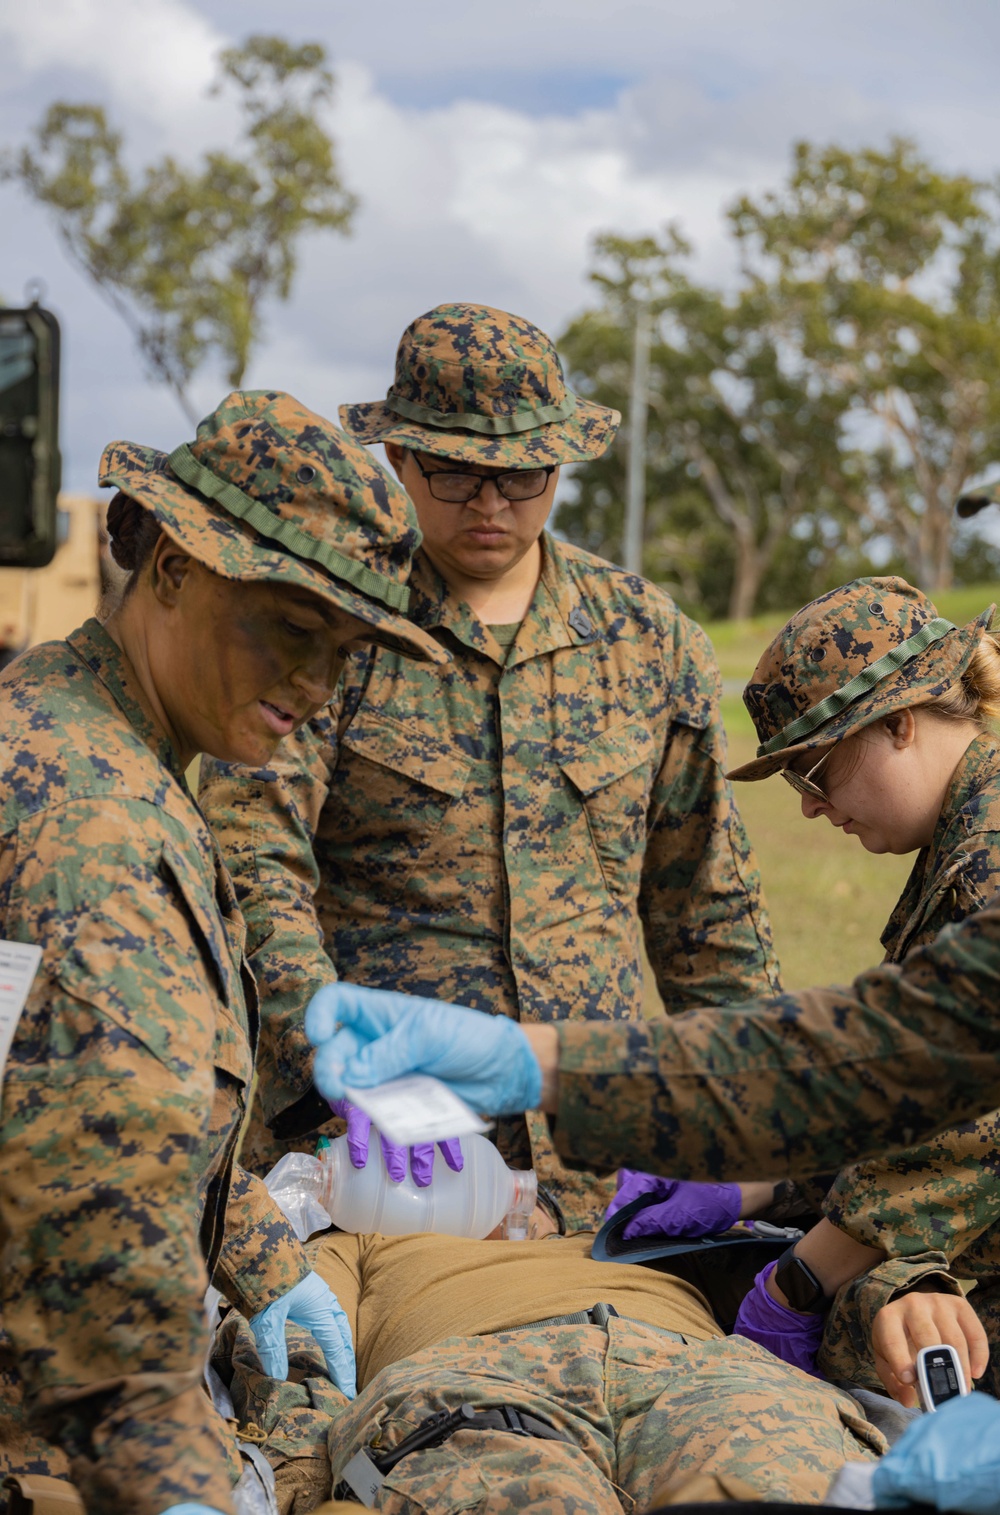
[552,896,1000,1180]
[213,1163,311,1317]
[822,1113,1000,1266]
[201,715,338,1133]
[818,1253,962,1388]
[0,805,238,1514]
[640,616,780,1007]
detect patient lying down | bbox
[214,1229,885,1512]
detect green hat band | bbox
[385,391,577,437]
[167,444,410,613]
[758,616,958,757]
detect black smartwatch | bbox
[773,1245,829,1314]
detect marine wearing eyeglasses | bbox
[781,744,837,802]
[593,577,1000,1408]
[200,302,781,1230]
[408,451,556,502]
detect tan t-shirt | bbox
[312,1231,722,1389]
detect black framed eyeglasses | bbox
[781,746,836,802]
[410,451,555,504]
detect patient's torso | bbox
[313,1231,723,1389]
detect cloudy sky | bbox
[3,0,999,491]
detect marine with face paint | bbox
[200,303,781,1232]
[0,390,443,1515]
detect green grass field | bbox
[643,582,999,1007]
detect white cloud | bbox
[2,0,232,150]
[3,0,999,493]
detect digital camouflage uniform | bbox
[818,733,1000,1396]
[0,621,309,1515]
[724,578,1000,1396]
[0,393,440,1514]
[310,1230,883,1513]
[545,588,1000,1180]
[330,1324,883,1513]
[202,536,779,1226]
[201,303,779,1231]
[205,1230,886,1513]
[544,886,1000,1182]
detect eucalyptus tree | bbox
[5,35,356,422]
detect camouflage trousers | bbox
[329,1319,886,1513]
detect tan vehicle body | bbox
[0,496,105,657]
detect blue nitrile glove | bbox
[605,1170,742,1238]
[733,1261,824,1377]
[872,1391,1000,1512]
[306,983,542,1116]
[249,1271,356,1398]
[161,1507,228,1514]
[330,1097,464,1188]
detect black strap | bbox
[503,1300,621,1331]
[470,1405,569,1444]
[499,1300,685,1341]
[269,1086,332,1141]
[353,1399,572,1481]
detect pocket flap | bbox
[342,709,471,798]
[560,722,657,798]
[55,844,234,1080]
[160,841,240,1007]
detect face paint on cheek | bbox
[210,608,295,740]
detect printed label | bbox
[344,1074,490,1147]
[0,940,42,1107]
[340,1448,386,1508]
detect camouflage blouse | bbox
[820,733,1000,1391]
[0,619,308,1514]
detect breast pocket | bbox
[322,709,472,903]
[51,842,249,1087]
[560,722,658,897]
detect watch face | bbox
[776,1251,827,1313]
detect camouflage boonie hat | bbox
[100,390,446,664]
[729,576,995,782]
[339,303,620,467]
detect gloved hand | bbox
[872,1391,1000,1512]
[249,1270,356,1398]
[733,1261,823,1376]
[161,1507,228,1514]
[306,983,542,1115]
[330,1097,464,1187]
[605,1170,742,1238]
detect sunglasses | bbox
[781,745,837,802]
[410,452,556,504]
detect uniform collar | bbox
[926,728,1000,870]
[406,533,599,666]
[66,617,190,788]
[880,729,1000,955]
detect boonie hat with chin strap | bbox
[339,303,620,468]
[99,389,447,665]
[729,576,995,783]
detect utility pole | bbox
[623,303,651,576]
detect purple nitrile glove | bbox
[733,1260,824,1376]
[330,1099,464,1188]
[605,1170,743,1239]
